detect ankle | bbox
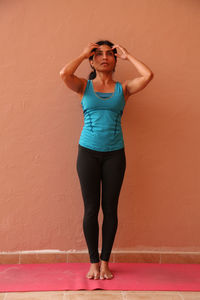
[101,260,109,265]
[91,262,100,266]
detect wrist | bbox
[79,53,87,60]
[126,53,132,60]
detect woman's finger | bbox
[112,45,118,49]
[114,53,121,58]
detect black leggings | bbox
[76,144,126,263]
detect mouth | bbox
[101,63,109,65]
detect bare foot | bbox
[100,260,114,279]
[86,262,100,280]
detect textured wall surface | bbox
[0,0,200,253]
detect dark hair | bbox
[88,40,117,80]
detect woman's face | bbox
[90,44,116,73]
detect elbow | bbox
[144,73,154,82]
[59,71,71,80]
[149,72,154,79]
[59,71,64,78]
[59,71,68,81]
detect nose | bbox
[101,54,107,60]
[101,51,111,59]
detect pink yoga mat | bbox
[0,262,200,292]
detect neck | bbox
[94,72,114,85]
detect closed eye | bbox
[95,51,114,55]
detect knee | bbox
[102,208,118,220]
[84,207,99,219]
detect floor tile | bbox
[3,290,200,300]
[161,253,200,264]
[66,292,123,300]
[125,291,182,299]
[114,253,159,263]
[179,291,200,299]
[0,294,6,300]
[65,290,123,294]
[0,254,19,264]
[20,253,67,264]
[5,291,65,299]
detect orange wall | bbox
[0,0,200,253]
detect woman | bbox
[60,40,153,280]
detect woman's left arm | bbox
[112,44,154,96]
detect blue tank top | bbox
[78,79,126,151]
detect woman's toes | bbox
[87,272,100,280]
[100,270,113,280]
[100,272,106,279]
[94,273,99,280]
[86,263,100,280]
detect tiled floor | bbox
[0,290,200,299]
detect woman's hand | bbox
[82,42,100,59]
[111,44,129,60]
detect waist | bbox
[79,128,124,152]
[78,144,124,154]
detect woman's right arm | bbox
[59,54,86,94]
[59,43,99,94]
